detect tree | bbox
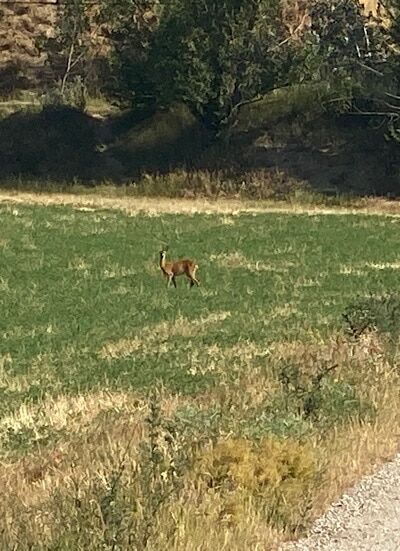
[40,0,104,108]
[106,0,292,127]
[278,0,397,124]
[96,0,160,105]
[370,0,400,138]
[289,0,386,84]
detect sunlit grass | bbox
[1,201,400,409]
[1,199,400,548]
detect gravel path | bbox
[281,453,400,550]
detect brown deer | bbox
[159,249,200,288]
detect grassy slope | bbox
[1,197,400,549]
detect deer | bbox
[159,249,200,289]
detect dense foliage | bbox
[130,0,285,126]
[45,0,400,129]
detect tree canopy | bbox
[46,0,400,131]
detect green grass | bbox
[2,200,400,549]
[1,204,400,408]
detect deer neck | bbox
[160,256,167,272]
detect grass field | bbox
[1,196,400,549]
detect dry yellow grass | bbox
[340,260,400,273]
[268,330,387,373]
[199,332,400,546]
[0,391,143,445]
[100,311,231,360]
[310,409,400,522]
[0,389,187,508]
[210,251,295,272]
[273,332,400,534]
[0,393,144,516]
[1,190,400,217]
[160,499,283,551]
[0,331,399,550]
[185,340,269,380]
[364,0,379,14]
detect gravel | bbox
[280,453,400,551]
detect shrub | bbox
[227,82,351,135]
[196,436,317,530]
[343,294,400,340]
[277,361,374,425]
[41,77,88,111]
[128,168,308,198]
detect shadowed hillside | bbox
[0,94,398,196]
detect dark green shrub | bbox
[277,363,373,425]
[343,294,400,340]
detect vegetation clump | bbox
[195,436,317,530]
[343,294,400,340]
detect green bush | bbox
[277,363,374,425]
[225,80,356,136]
[41,77,88,111]
[343,294,400,340]
[110,0,285,126]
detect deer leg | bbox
[172,276,177,288]
[190,276,200,287]
[189,268,200,287]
